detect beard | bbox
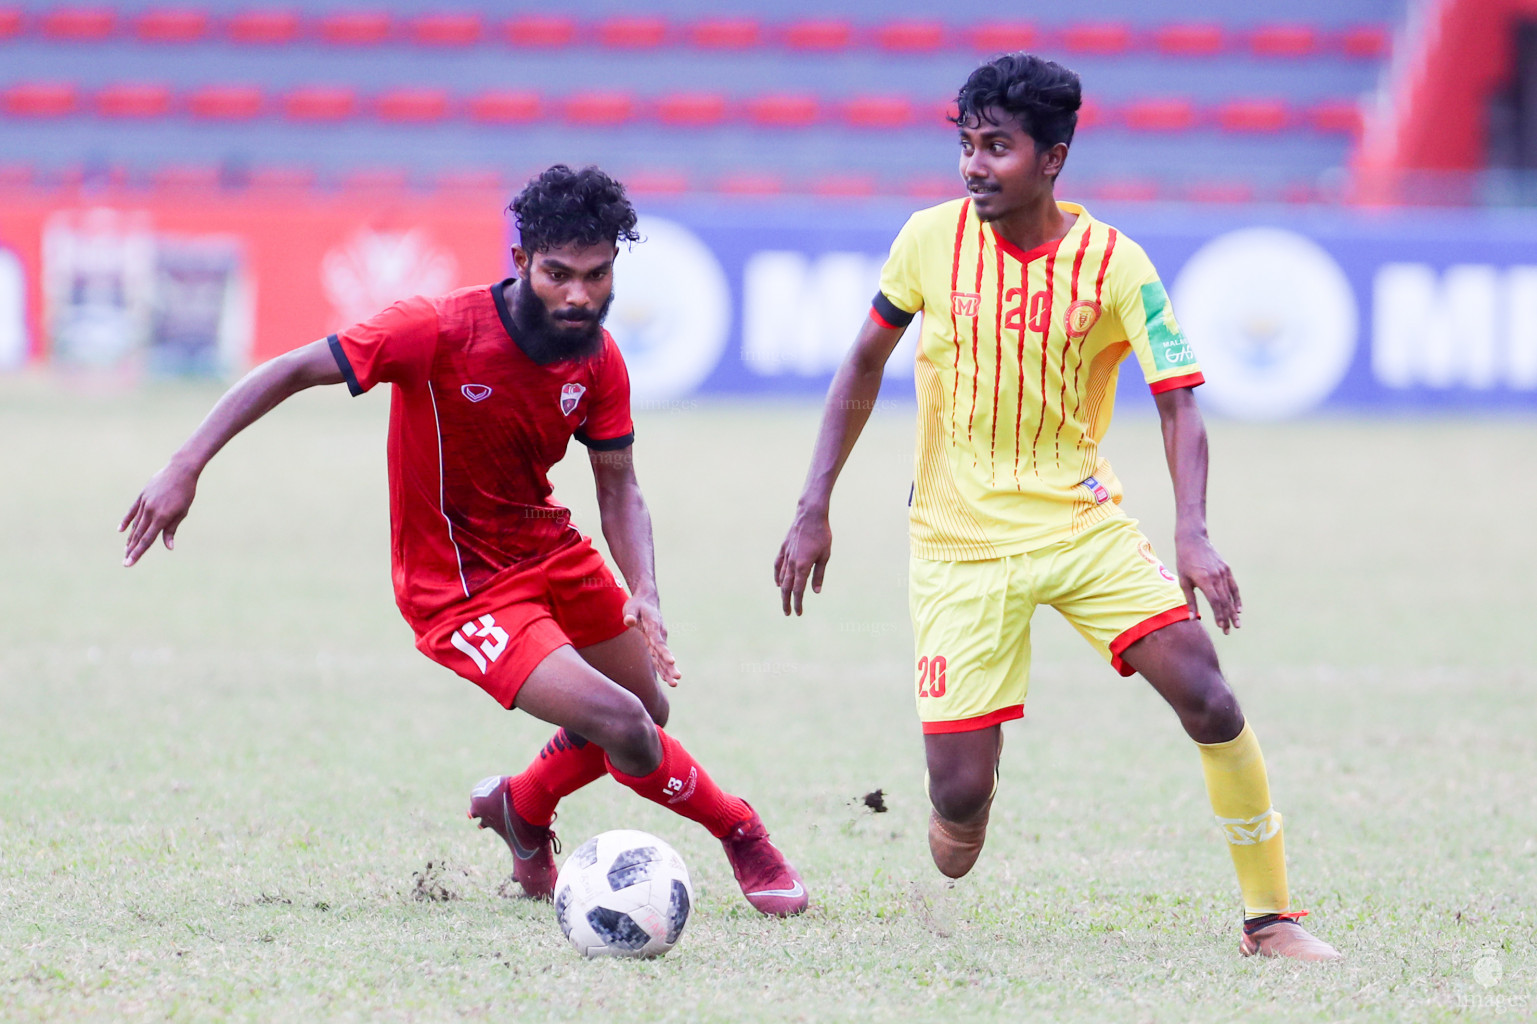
[509,275,613,365]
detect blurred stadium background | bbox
[0,0,1534,415]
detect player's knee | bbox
[928,769,994,824]
[646,692,670,728]
[600,700,662,769]
[1178,676,1243,744]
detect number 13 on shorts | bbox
[917,655,948,698]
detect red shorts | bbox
[414,538,630,708]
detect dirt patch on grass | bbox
[411,860,467,902]
[861,788,888,813]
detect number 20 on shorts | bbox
[917,655,947,698]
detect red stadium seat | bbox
[1154,23,1225,56]
[376,88,449,122]
[843,95,913,129]
[0,163,35,188]
[226,10,300,44]
[96,83,173,118]
[875,21,945,53]
[1307,100,1364,135]
[598,16,667,48]
[718,172,784,196]
[1184,181,1256,203]
[624,170,689,195]
[467,90,541,122]
[1076,98,1109,130]
[747,94,819,127]
[39,7,115,40]
[152,164,221,191]
[410,13,481,46]
[0,8,21,39]
[1122,98,1196,132]
[283,86,359,121]
[811,173,877,197]
[187,85,264,120]
[1338,25,1390,59]
[966,22,1036,51]
[342,167,410,191]
[317,11,392,45]
[906,174,959,200]
[3,82,79,117]
[134,9,209,43]
[783,20,851,51]
[655,92,727,126]
[564,92,636,125]
[1280,181,1320,204]
[1061,22,1132,55]
[1217,99,1292,133]
[1088,178,1159,202]
[248,165,317,190]
[685,18,761,49]
[1249,24,1318,57]
[504,15,575,48]
[433,169,504,192]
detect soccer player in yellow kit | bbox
[775,53,1340,960]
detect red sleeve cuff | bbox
[1149,372,1204,394]
[869,307,900,330]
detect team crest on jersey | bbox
[1064,300,1102,338]
[559,382,586,416]
[461,384,492,403]
[950,291,981,317]
[1137,539,1177,582]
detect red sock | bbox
[606,727,752,839]
[507,728,608,827]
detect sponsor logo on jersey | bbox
[461,383,492,403]
[560,382,586,416]
[1080,475,1110,504]
[1136,539,1177,582]
[1064,299,1102,338]
[950,291,981,317]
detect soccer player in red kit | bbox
[119,165,809,916]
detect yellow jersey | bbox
[874,199,1203,562]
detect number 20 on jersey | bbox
[917,655,948,698]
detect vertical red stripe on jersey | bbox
[1094,227,1118,304]
[1028,250,1056,476]
[966,221,985,456]
[948,199,969,444]
[1012,257,1027,482]
[989,249,1005,474]
[1056,226,1095,462]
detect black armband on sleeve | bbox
[871,291,917,329]
[327,334,363,396]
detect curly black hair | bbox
[508,164,641,254]
[952,53,1082,154]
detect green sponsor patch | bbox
[1139,281,1197,372]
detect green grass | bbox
[2,375,1534,1022]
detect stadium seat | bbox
[409,13,481,47]
[39,7,115,40]
[1307,100,1364,135]
[317,11,392,46]
[95,83,173,119]
[842,95,913,129]
[1154,23,1225,56]
[1077,99,1109,130]
[432,168,504,192]
[504,15,575,48]
[655,92,727,127]
[1217,99,1292,133]
[624,170,689,195]
[747,94,819,127]
[466,90,541,123]
[376,88,449,123]
[1086,178,1159,202]
[1280,181,1320,204]
[3,81,78,117]
[1184,181,1256,203]
[718,172,784,195]
[906,174,959,200]
[226,10,300,45]
[248,165,316,190]
[151,164,222,191]
[783,20,851,51]
[1061,23,1132,55]
[0,163,35,187]
[1249,24,1318,57]
[134,9,209,43]
[283,86,359,121]
[810,173,877,197]
[0,8,20,39]
[563,92,636,125]
[1339,26,1390,59]
[875,21,945,53]
[597,16,667,49]
[58,163,128,190]
[685,18,761,49]
[187,85,265,120]
[1122,98,1196,132]
[966,22,1036,51]
[341,167,410,191]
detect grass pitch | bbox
[1,375,1534,1023]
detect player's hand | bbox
[622,592,681,687]
[119,461,199,567]
[1175,533,1242,634]
[774,506,832,616]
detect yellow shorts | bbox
[909,515,1192,734]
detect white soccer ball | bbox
[553,829,693,958]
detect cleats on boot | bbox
[1239,912,1342,961]
[467,775,559,900]
[720,808,809,916]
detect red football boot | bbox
[720,808,809,917]
[1239,911,1343,961]
[467,775,559,900]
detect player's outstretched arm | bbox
[1154,387,1242,633]
[119,339,346,567]
[775,316,905,616]
[590,445,682,686]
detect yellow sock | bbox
[1197,722,1290,918]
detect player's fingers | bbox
[791,563,811,616]
[124,521,160,567]
[118,495,142,533]
[1181,579,1199,618]
[773,544,787,586]
[1205,576,1235,634]
[810,556,827,594]
[124,510,156,561]
[779,566,795,616]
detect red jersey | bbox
[329,280,635,631]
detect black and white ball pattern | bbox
[553,829,693,958]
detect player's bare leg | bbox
[923,726,1003,878]
[1123,620,1341,961]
